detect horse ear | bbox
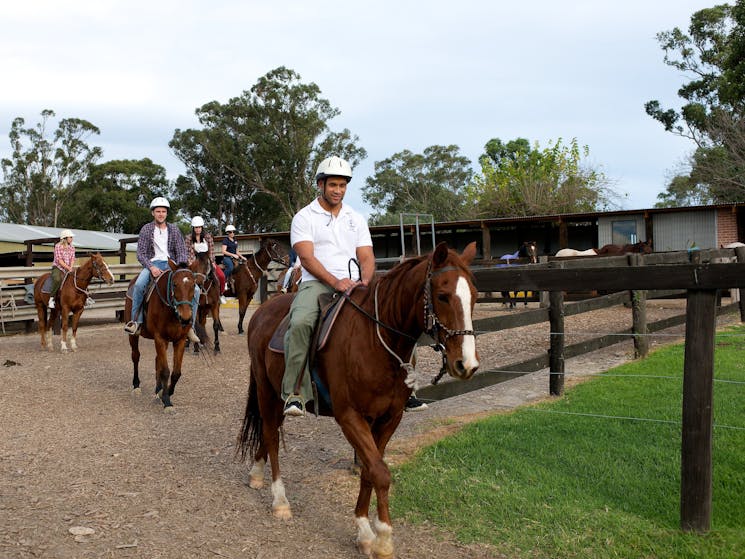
[461,242,477,266]
[432,242,451,268]
[168,260,177,271]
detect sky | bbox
[0,0,718,221]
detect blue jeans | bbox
[131,261,200,326]
[223,257,234,278]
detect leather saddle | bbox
[268,290,347,355]
[268,288,355,417]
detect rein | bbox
[154,268,194,314]
[244,242,286,285]
[342,257,476,386]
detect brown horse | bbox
[597,239,653,255]
[124,262,205,409]
[34,252,114,352]
[236,242,479,558]
[276,264,301,294]
[189,249,223,354]
[230,238,287,334]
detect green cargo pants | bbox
[282,280,334,405]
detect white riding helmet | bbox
[315,156,352,183]
[193,241,208,254]
[59,229,75,239]
[149,196,170,210]
[191,216,205,228]
[225,225,236,233]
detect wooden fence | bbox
[2,246,744,533]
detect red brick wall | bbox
[717,208,739,246]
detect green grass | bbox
[391,325,745,558]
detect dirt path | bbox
[0,300,738,558]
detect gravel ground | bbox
[0,297,739,559]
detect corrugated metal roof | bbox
[0,222,137,251]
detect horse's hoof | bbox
[248,476,264,490]
[163,406,175,414]
[132,387,141,395]
[357,540,373,557]
[272,505,292,520]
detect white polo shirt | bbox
[290,198,372,282]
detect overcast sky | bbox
[1,0,716,220]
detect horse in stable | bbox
[33,252,115,352]
[236,242,480,558]
[498,241,538,308]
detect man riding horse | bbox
[124,196,200,343]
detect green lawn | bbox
[392,324,745,559]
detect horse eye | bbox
[437,293,449,303]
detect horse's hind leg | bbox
[153,338,173,408]
[257,386,291,519]
[35,303,49,351]
[211,306,221,354]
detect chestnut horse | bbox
[596,239,653,255]
[231,238,287,334]
[124,262,206,409]
[236,242,480,558]
[276,264,301,294]
[189,249,223,354]
[34,252,114,352]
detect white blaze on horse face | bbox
[455,276,479,370]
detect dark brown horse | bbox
[276,264,301,294]
[189,249,223,354]
[124,262,205,409]
[34,252,114,352]
[236,242,479,558]
[597,239,653,255]
[231,238,286,334]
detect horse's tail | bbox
[236,372,262,463]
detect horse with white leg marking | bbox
[34,252,114,352]
[236,242,480,558]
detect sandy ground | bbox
[0,298,739,559]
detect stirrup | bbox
[283,394,305,417]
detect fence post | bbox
[548,290,565,395]
[680,287,716,533]
[539,255,550,307]
[629,253,649,358]
[735,246,745,322]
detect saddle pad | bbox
[41,276,53,293]
[267,290,349,354]
[268,313,291,353]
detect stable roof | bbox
[0,222,137,252]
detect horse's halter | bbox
[244,241,286,284]
[155,268,195,318]
[346,256,476,386]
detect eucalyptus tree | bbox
[0,109,102,226]
[59,158,173,234]
[646,2,745,206]
[170,66,366,232]
[466,137,615,217]
[362,145,472,225]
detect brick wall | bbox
[717,208,739,246]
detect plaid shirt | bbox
[185,233,216,265]
[53,243,75,272]
[136,222,188,268]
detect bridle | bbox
[154,268,195,321]
[343,256,476,386]
[70,256,112,296]
[243,241,287,285]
